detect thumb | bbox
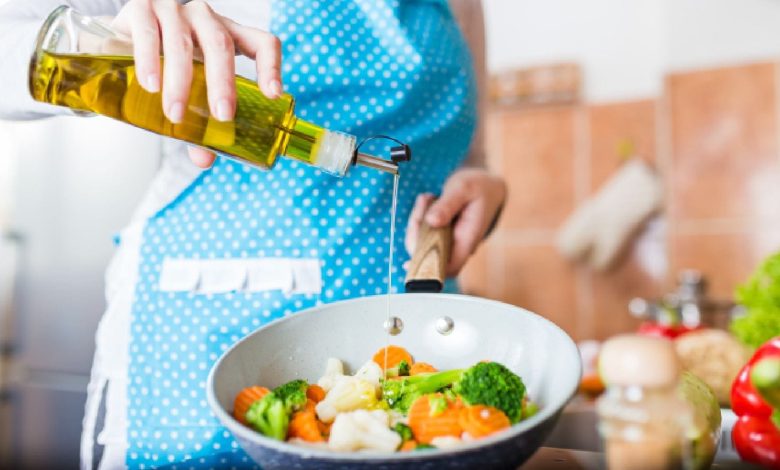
[188,146,217,168]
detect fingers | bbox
[116,0,282,125]
[447,199,490,275]
[421,170,507,276]
[126,0,161,93]
[185,1,236,121]
[222,19,283,99]
[188,146,217,168]
[425,180,471,228]
[256,33,283,98]
[405,193,436,255]
[152,0,194,123]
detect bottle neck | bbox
[281,116,400,176]
[278,116,353,176]
[283,117,325,164]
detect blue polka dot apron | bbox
[125,0,477,467]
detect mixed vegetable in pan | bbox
[232,346,537,452]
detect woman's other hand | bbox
[111,0,283,168]
[405,168,507,277]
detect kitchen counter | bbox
[523,448,759,469]
[523,448,601,469]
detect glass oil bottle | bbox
[28,6,397,176]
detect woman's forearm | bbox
[0,0,126,120]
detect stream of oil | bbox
[382,174,400,379]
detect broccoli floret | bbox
[245,379,308,440]
[246,393,289,440]
[274,379,308,412]
[454,362,526,423]
[392,423,413,443]
[442,388,458,402]
[414,443,436,451]
[428,394,448,416]
[385,360,411,378]
[381,369,462,414]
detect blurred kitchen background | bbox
[2,0,780,466]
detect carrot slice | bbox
[233,386,270,425]
[372,345,414,371]
[458,405,510,438]
[303,398,317,413]
[408,394,462,444]
[306,384,326,403]
[287,408,324,442]
[409,362,438,375]
[316,419,332,438]
[400,440,418,452]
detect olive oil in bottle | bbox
[30,51,363,175]
[28,6,398,176]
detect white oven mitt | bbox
[556,159,663,270]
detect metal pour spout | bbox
[354,152,399,175]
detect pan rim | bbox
[206,293,582,461]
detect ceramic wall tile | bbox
[667,63,780,222]
[669,229,780,299]
[495,107,578,231]
[497,241,580,339]
[588,100,658,192]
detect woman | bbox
[0,0,506,468]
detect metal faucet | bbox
[628,270,740,329]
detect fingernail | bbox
[168,101,184,124]
[268,80,282,98]
[146,73,160,93]
[215,99,232,122]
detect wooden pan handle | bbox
[404,220,453,293]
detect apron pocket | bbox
[157,257,322,295]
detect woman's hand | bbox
[405,168,507,276]
[110,0,283,168]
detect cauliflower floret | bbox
[328,409,402,452]
[315,376,379,423]
[430,436,463,449]
[354,360,383,389]
[317,358,345,392]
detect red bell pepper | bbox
[731,337,780,469]
[637,321,699,339]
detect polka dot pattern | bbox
[126,0,476,467]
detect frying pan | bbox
[207,222,582,469]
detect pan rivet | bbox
[435,316,454,336]
[383,316,404,336]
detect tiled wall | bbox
[665,63,780,299]
[460,62,780,341]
